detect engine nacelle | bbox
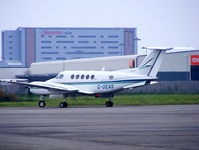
[49,94,64,99]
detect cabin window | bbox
[71,74,75,79]
[81,75,84,79]
[76,75,80,79]
[86,75,90,79]
[91,75,95,80]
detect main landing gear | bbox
[38,94,68,108]
[105,95,114,107]
[59,94,68,108]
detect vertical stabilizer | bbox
[136,47,172,77]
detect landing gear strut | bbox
[60,94,68,108]
[38,95,46,107]
[106,95,113,107]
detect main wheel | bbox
[60,102,68,108]
[38,100,46,107]
[106,101,113,107]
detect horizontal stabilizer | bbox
[142,47,173,51]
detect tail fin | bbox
[136,47,172,77]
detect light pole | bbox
[134,37,141,54]
[184,55,190,80]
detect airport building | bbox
[1,27,138,67]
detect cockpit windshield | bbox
[55,74,64,79]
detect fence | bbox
[0,81,199,95]
[129,81,199,94]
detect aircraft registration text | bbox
[97,84,114,89]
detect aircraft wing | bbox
[3,80,78,92]
[123,81,158,89]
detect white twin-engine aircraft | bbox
[9,47,172,108]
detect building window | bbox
[108,35,119,38]
[56,35,67,38]
[9,52,13,55]
[9,41,12,44]
[49,35,52,38]
[41,41,52,43]
[64,46,67,49]
[41,46,52,49]
[66,51,104,54]
[78,35,96,38]
[41,35,44,38]
[9,35,12,38]
[56,41,74,43]
[71,46,96,49]
[108,52,121,54]
[9,58,13,60]
[108,46,118,49]
[56,46,59,49]
[78,41,89,43]
[101,35,104,38]
[56,57,64,60]
[101,41,118,44]
[43,57,52,60]
[9,46,12,49]
[41,52,59,54]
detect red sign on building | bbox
[42,30,64,35]
[191,55,199,65]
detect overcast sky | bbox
[0,0,198,57]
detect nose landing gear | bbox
[38,95,46,107]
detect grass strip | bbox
[0,94,199,107]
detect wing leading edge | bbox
[3,80,78,93]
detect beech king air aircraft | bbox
[6,47,172,108]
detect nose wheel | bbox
[38,95,46,107]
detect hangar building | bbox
[1,27,138,67]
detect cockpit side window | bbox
[59,74,64,79]
[55,74,64,79]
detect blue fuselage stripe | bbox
[60,79,146,85]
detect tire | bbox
[60,102,68,108]
[106,101,113,107]
[38,100,46,107]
